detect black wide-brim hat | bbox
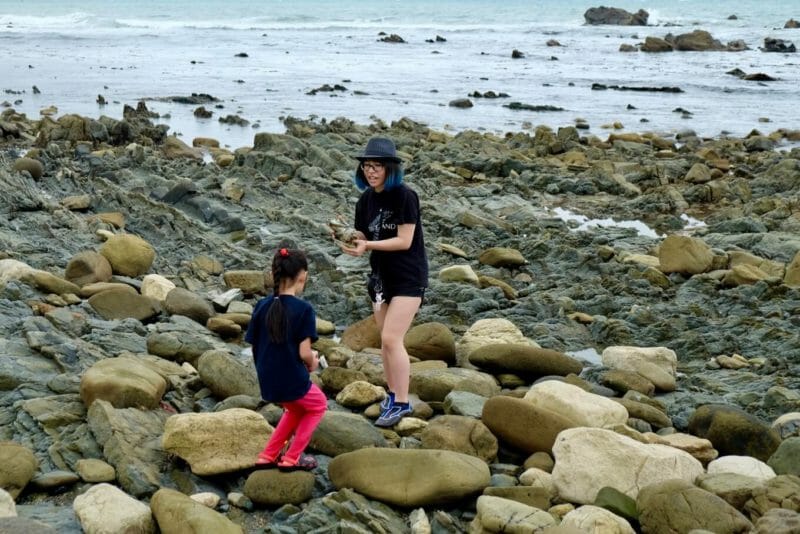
[356,137,401,163]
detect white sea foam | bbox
[551,208,663,238]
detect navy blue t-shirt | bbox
[245,294,318,403]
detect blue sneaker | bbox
[380,391,395,411]
[374,402,413,427]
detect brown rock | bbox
[341,315,381,351]
[12,157,44,179]
[482,395,573,454]
[65,250,113,287]
[99,234,156,277]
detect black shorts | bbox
[367,274,426,304]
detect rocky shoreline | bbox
[1,105,799,533]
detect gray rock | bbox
[443,390,488,419]
[244,470,315,506]
[767,437,800,476]
[28,470,80,491]
[196,350,260,399]
[87,400,168,497]
[150,488,242,533]
[309,411,387,457]
[164,288,215,325]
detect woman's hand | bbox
[342,239,368,257]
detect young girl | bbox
[245,248,326,471]
[342,137,428,427]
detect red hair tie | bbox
[279,248,289,257]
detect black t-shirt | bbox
[245,295,318,403]
[354,184,428,288]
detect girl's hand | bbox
[342,239,368,257]
[306,350,320,372]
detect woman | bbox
[342,137,428,427]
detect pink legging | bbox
[261,383,327,464]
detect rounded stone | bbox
[12,157,44,180]
[75,459,116,483]
[244,470,315,506]
[0,442,38,499]
[329,448,490,507]
[64,251,113,287]
[99,233,156,277]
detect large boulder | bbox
[73,483,155,534]
[243,470,315,506]
[404,322,456,362]
[728,250,785,279]
[328,448,490,507]
[0,442,38,499]
[419,415,498,462]
[671,30,726,51]
[88,288,160,322]
[477,247,526,267]
[64,251,113,287]
[470,495,557,532]
[161,409,272,475]
[196,350,259,399]
[341,315,381,352]
[469,344,582,378]
[524,380,628,428]
[658,235,713,274]
[561,505,636,534]
[688,404,781,461]
[87,400,168,497]
[753,508,800,534]
[552,428,704,504]
[642,36,673,53]
[162,136,202,160]
[696,472,765,509]
[12,157,44,179]
[309,411,388,457]
[637,479,753,533]
[164,288,215,325]
[410,367,500,402]
[80,357,167,409]
[140,274,176,302]
[75,459,116,483]
[482,395,574,454]
[455,318,539,366]
[0,259,34,287]
[601,346,677,392]
[768,437,800,476]
[584,7,648,25]
[23,270,81,295]
[743,475,800,519]
[653,432,718,464]
[335,380,385,408]
[150,488,242,534]
[615,398,672,429]
[222,270,268,295]
[99,234,156,277]
[439,264,479,285]
[707,455,776,482]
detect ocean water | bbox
[2,0,799,148]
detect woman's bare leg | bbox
[379,296,421,403]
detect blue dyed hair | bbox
[353,160,404,192]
